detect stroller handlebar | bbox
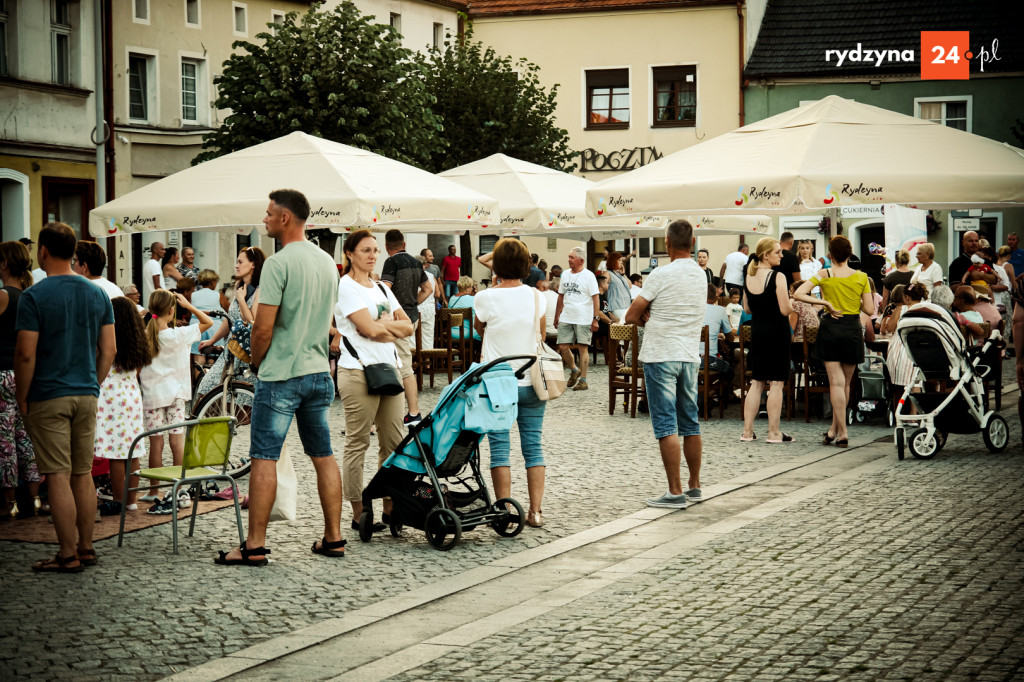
[466,355,539,384]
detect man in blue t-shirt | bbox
[15,222,115,573]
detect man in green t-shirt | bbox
[215,189,344,567]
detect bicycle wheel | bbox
[192,381,255,478]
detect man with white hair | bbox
[554,246,600,391]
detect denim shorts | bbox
[643,361,701,440]
[250,372,334,460]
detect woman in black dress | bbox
[740,238,794,443]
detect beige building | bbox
[468,0,749,277]
[111,0,309,287]
[0,0,100,250]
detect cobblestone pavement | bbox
[2,358,1021,680]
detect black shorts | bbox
[815,314,865,366]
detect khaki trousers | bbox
[338,367,405,502]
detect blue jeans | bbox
[487,385,546,469]
[444,279,458,300]
[643,361,701,440]
[250,372,334,460]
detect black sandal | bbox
[822,431,836,445]
[77,548,98,566]
[312,537,347,558]
[835,438,849,448]
[214,541,270,567]
[32,553,84,573]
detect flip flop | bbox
[312,537,347,558]
[766,433,794,444]
[739,433,757,442]
[32,554,84,573]
[214,541,270,567]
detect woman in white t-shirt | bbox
[139,290,212,509]
[336,230,413,531]
[473,238,547,528]
[910,242,943,293]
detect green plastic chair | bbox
[118,416,244,554]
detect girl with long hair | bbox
[138,290,212,513]
[0,241,41,518]
[95,297,153,517]
[195,247,265,398]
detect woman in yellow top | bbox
[794,236,875,448]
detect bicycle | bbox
[190,337,254,479]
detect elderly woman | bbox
[335,230,412,530]
[473,238,548,527]
[447,275,481,342]
[604,252,632,320]
[741,238,794,444]
[196,247,264,398]
[190,269,225,364]
[416,255,441,350]
[910,243,942,294]
[795,236,874,448]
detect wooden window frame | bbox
[585,68,630,131]
[652,65,696,128]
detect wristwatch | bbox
[593,315,600,321]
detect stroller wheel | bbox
[935,431,948,452]
[389,512,403,538]
[983,414,1009,453]
[908,428,939,460]
[490,497,525,538]
[887,409,895,428]
[424,508,462,550]
[358,511,374,542]
[895,429,905,461]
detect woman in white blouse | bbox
[910,243,943,293]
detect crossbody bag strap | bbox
[533,288,543,344]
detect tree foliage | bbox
[417,25,576,174]
[193,2,444,167]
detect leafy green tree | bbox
[194,1,444,168]
[417,25,576,175]
[194,2,445,255]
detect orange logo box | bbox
[921,31,971,80]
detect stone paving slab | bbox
[2,359,1020,680]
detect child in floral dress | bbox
[95,297,153,515]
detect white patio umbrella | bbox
[585,96,1024,219]
[438,153,769,238]
[438,153,663,234]
[88,132,499,237]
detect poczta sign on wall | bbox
[580,147,663,172]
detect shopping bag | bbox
[269,443,297,522]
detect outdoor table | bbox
[866,334,891,355]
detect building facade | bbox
[0,0,100,254]
[467,0,746,276]
[743,0,1024,277]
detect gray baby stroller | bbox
[852,351,893,427]
[893,310,1008,460]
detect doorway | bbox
[42,177,94,241]
[857,223,885,293]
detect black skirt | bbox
[815,314,865,365]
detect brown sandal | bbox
[32,553,84,573]
[77,548,98,566]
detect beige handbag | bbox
[530,290,566,400]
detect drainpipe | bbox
[92,0,106,207]
[737,1,745,127]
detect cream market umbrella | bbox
[89,132,498,237]
[438,153,663,235]
[438,153,768,238]
[585,96,1024,219]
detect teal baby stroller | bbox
[358,356,536,550]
